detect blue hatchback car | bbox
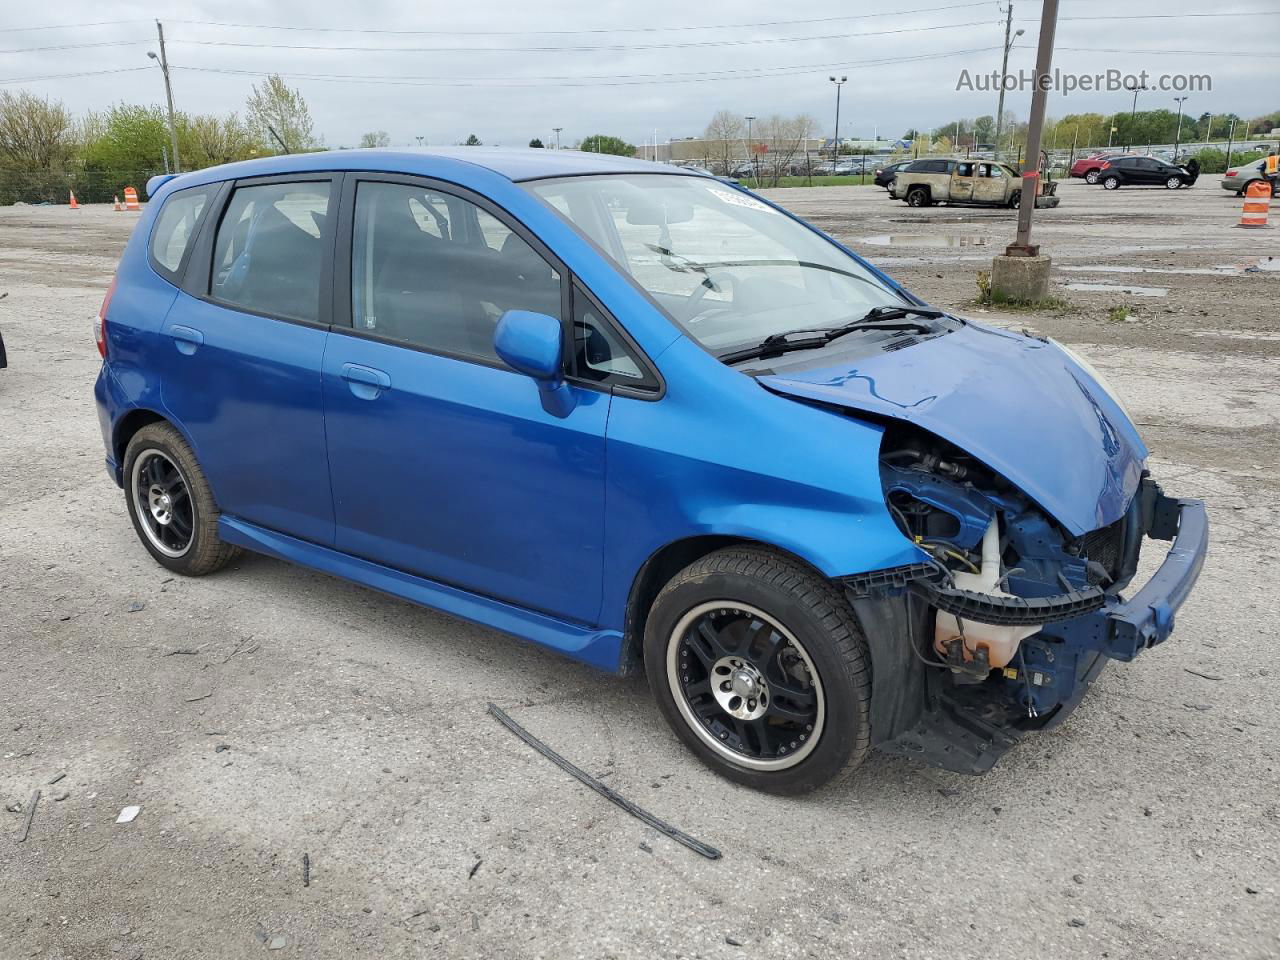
[95,148,1207,793]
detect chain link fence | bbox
[0,169,164,206]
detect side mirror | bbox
[494,310,576,416]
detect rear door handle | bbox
[340,362,391,399]
[169,325,204,356]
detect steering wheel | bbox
[686,270,738,318]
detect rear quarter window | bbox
[150,185,216,280]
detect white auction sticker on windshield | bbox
[708,187,779,214]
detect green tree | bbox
[183,112,261,167]
[971,115,995,144]
[245,75,316,153]
[528,137,544,148]
[579,134,636,156]
[464,134,482,146]
[359,130,390,148]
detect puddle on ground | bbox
[860,234,989,248]
[1060,256,1278,277]
[1190,330,1280,342]
[1061,282,1169,297]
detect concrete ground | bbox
[1,179,1277,959]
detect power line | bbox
[168,3,993,36]
[0,66,151,85]
[166,20,1000,55]
[170,47,1005,88]
[0,3,992,36]
[1,40,145,54]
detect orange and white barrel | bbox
[1239,180,1271,228]
[123,186,140,211]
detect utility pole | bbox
[552,127,562,150]
[1204,114,1213,144]
[1124,79,1146,150]
[1225,118,1235,170]
[745,115,757,184]
[149,21,181,173]
[829,76,847,159]
[1010,0,1058,254]
[1172,97,1187,160]
[989,0,1059,302]
[994,5,1024,162]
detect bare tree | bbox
[754,113,816,187]
[245,75,316,153]
[703,109,745,176]
[359,130,391,148]
[0,91,76,170]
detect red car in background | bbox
[1070,153,1131,184]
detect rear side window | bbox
[150,185,214,279]
[210,181,332,323]
[350,181,562,362]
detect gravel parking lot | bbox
[1,179,1277,959]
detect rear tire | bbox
[1103,176,1121,190]
[643,546,872,795]
[123,422,240,576]
[905,186,930,207]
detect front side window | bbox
[211,181,331,323]
[571,286,654,389]
[525,174,907,357]
[151,185,214,277]
[351,181,561,362]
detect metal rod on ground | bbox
[487,703,721,860]
[17,789,39,842]
[1010,0,1060,255]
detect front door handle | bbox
[340,362,391,400]
[169,324,204,356]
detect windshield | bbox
[524,174,910,355]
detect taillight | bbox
[96,274,117,359]
[1100,162,1111,169]
[1225,170,1237,177]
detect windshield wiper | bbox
[717,305,946,365]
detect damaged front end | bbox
[845,425,1209,775]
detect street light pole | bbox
[829,76,847,160]
[745,115,757,184]
[1172,96,1188,160]
[552,127,562,150]
[148,21,181,174]
[994,5,1025,162]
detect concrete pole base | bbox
[990,254,1052,302]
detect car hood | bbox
[757,322,1148,536]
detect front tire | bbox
[905,186,930,207]
[123,422,240,576]
[643,547,872,794]
[1085,169,1101,184]
[1166,176,1182,189]
[1103,176,1121,190]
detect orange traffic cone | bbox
[123,187,140,211]
[1239,180,1272,229]
[113,195,122,212]
[69,190,79,209]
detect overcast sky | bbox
[3,0,1276,148]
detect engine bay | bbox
[877,424,1140,722]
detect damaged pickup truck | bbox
[96,152,1205,795]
